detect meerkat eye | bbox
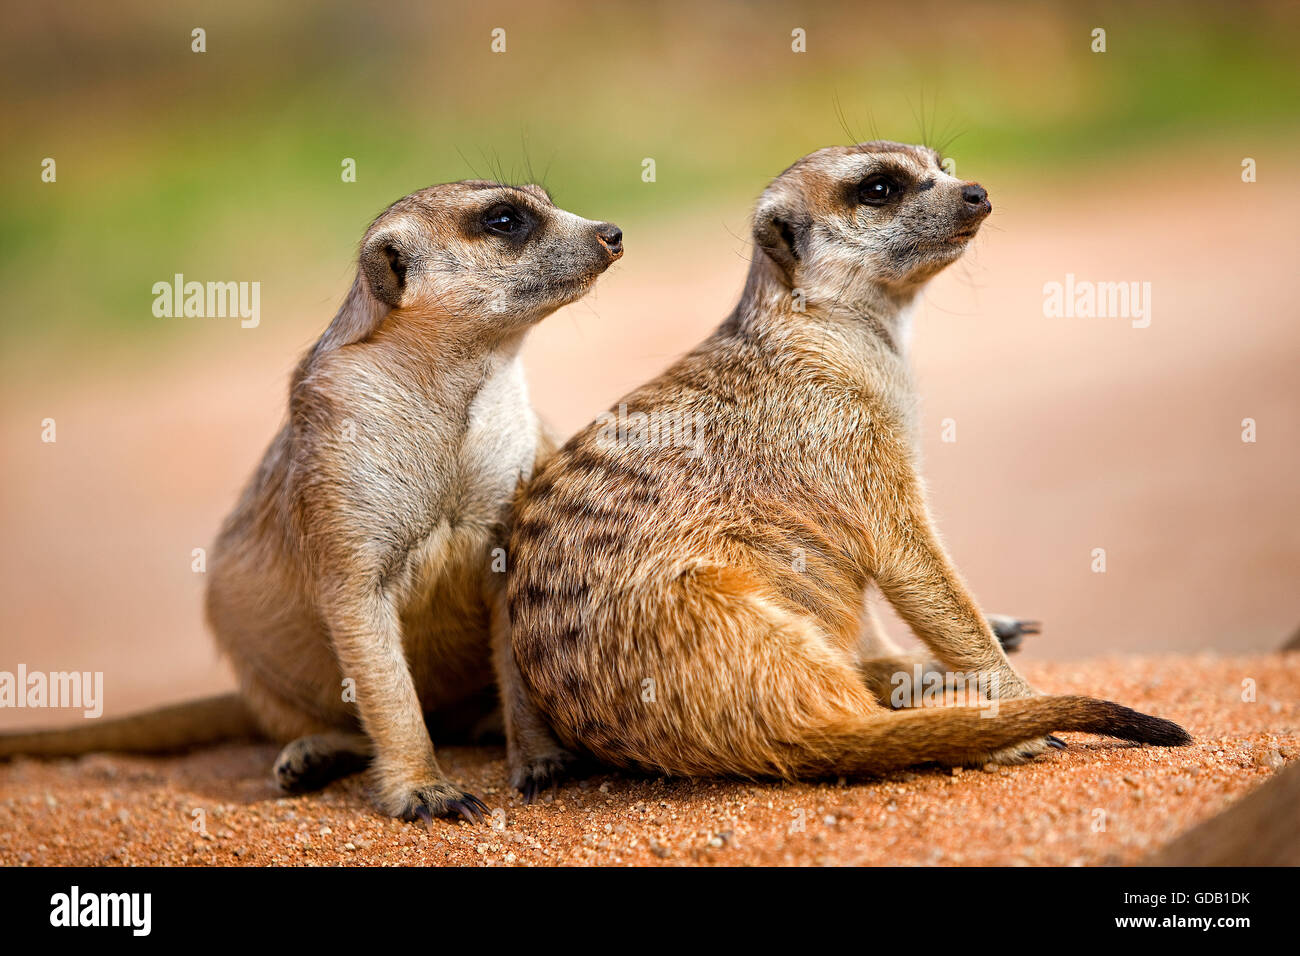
[858,175,900,207]
[483,204,525,236]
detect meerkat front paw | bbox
[371,765,489,823]
[987,615,1040,653]
[387,780,490,824]
[510,747,578,804]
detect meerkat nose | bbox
[596,222,624,257]
[961,183,991,212]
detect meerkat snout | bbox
[595,222,624,258]
[960,182,991,213]
[950,182,992,239]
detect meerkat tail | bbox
[0,692,262,758]
[805,696,1191,777]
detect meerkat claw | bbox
[447,795,490,824]
[1046,735,1068,750]
[397,784,489,824]
[520,771,556,805]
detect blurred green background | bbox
[1,0,1297,355]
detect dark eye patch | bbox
[484,204,524,234]
[857,174,904,206]
[468,198,539,244]
[844,163,914,208]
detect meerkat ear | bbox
[359,230,411,308]
[752,199,807,282]
[312,228,410,353]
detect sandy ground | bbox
[1,154,1297,865]
[1,653,1295,866]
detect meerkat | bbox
[499,142,1190,792]
[0,180,624,821]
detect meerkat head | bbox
[751,142,990,308]
[325,180,622,350]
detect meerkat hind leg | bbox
[856,650,1061,763]
[578,568,1144,780]
[274,732,372,793]
[491,590,579,802]
[857,597,1037,708]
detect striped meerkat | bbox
[497,142,1189,794]
[1,181,623,822]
